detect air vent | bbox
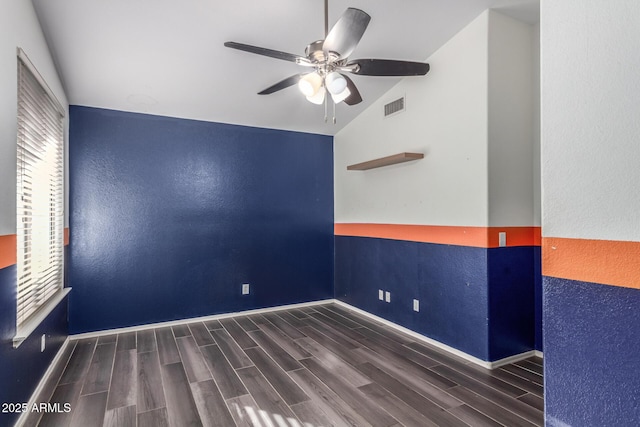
[384,96,405,117]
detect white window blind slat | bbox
[19,69,62,120]
[18,101,59,130]
[16,51,65,328]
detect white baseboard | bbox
[15,337,70,427]
[70,299,334,340]
[333,299,538,370]
[489,350,538,369]
[534,350,544,358]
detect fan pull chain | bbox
[324,92,328,123]
[332,100,337,124]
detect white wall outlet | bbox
[413,299,420,312]
[385,291,391,303]
[242,283,250,295]
[378,290,384,300]
[41,334,46,352]
[498,232,507,247]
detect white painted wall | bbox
[0,1,68,235]
[487,11,534,227]
[532,22,540,227]
[541,0,640,241]
[335,11,490,226]
[335,10,537,228]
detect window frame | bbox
[13,48,70,348]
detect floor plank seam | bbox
[35,304,543,427]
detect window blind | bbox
[16,50,65,328]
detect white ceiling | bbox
[32,0,538,135]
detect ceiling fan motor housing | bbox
[305,41,342,72]
[305,40,325,62]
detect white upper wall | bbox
[541,0,640,241]
[0,1,68,235]
[334,11,490,226]
[487,11,535,227]
[335,10,538,228]
[532,22,540,226]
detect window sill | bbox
[13,288,72,348]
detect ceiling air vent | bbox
[384,96,405,118]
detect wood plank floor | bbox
[26,303,543,426]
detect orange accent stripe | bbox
[0,234,17,269]
[487,226,541,248]
[542,237,640,290]
[334,224,540,248]
[1,229,69,268]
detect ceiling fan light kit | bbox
[224,0,430,123]
[306,87,326,105]
[299,72,323,97]
[331,87,351,104]
[325,72,347,95]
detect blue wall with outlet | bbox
[69,106,334,333]
[335,236,536,362]
[0,264,68,427]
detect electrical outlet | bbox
[378,290,384,300]
[41,334,46,352]
[499,232,506,247]
[242,283,250,295]
[413,299,420,312]
[385,291,391,303]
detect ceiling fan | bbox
[224,0,430,122]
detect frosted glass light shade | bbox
[306,86,326,104]
[298,72,323,97]
[331,87,351,103]
[325,72,347,95]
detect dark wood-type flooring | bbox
[26,303,543,426]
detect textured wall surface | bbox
[487,11,534,227]
[335,236,489,358]
[544,278,640,426]
[487,246,535,360]
[533,246,542,351]
[335,236,536,362]
[541,1,640,425]
[542,1,640,242]
[334,12,490,227]
[69,106,334,333]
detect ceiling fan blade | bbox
[323,8,371,59]
[342,75,362,105]
[258,74,304,95]
[347,59,430,76]
[224,41,310,64]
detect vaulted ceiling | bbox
[33,0,539,135]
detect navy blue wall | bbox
[533,247,542,351]
[0,264,68,427]
[69,106,333,333]
[544,277,640,426]
[335,236,490,360]
[335,236,537,362]
[487,246,535,360]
